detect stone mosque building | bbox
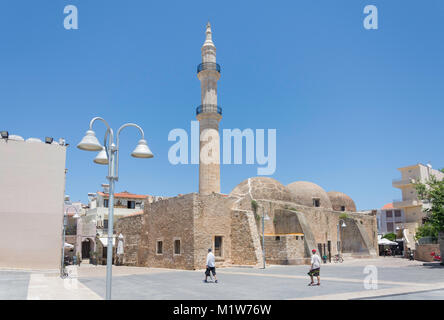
[115,23,378,269]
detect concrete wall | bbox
[0,139,66,269]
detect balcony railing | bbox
[392,178,416,187]
[393,199,420,208]
[197,62,221,74]
[196,104,222,116]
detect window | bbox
[174,239,181,255]
[103,219,108,229]
[340,206,346,212]
[275,236,281,241]
[313,198,320,207]
[387,222,394,232]
[214,236,223,257]
[104,199,109,208]
[386,210,393,218]
[127,200,136,209]
[295,236,299,240]
[156,241,163,254]
[394,210,401,217]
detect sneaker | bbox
[215,280,218,283]
[203,280,208,283]
[308,283,314,286]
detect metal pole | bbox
[105,149,116,300]
[61,214,67,276]
[337,222,340,257]
[262,207,265,269]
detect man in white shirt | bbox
[308,249,321,286]
[204,248,218,283]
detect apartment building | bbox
[377,203,405,235]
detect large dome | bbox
[230,177,295,202]
[286,181,332,209]
[327,191,357,212]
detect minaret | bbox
[196,22,222,195]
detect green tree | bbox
[382,233,396,241]
[414,168,444,238]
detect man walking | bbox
[308,249,321,286]
[204,248,218,283]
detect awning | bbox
[64,242,74,249]
[378,238,398,245]
[99,236,116,247]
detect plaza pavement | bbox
[1,257,443,300]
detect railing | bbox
[393,199,419,208]
[392,178,415,185]
[197,62,221,74]
[196,104,222,116]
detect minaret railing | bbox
[196,104,222,116]
[197,62,221,74]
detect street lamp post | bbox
[261,206,270,269]
[337,219,347,258]
[61,205,80,277]
[77,117,153,300]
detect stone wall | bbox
[139,194,196,270]
[115,213,144,266]
[242,200,378,260]
[193,193,236,267]
[265,235,307,265]
[414,244,440,262]
[231,210,261,265]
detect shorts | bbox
[308,268,320,277]
[205,267,216,276]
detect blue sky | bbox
[0,1,443,210]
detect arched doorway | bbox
[82,238,92,258]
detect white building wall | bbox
[0,139,66,269]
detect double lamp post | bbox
[77,117,153,300]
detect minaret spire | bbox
[204,21,213,45]
[196,22,222,195]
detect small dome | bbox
[230,177,295,202]
[9,135,24,141]
[327,191,357,212]
[287,181,332,209]
[26,138,43,143]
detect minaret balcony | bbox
[196,104,222,116]
[197,62,221,74]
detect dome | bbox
[327,191,357,212]
[9,135,24,141]
[286,181,332,209]
[230,177,295,202]
[26,138,43,143]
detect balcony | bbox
[393,199,420,208]
[392,178,416,188]
[197,62,221,74]
[196,104,222,116]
